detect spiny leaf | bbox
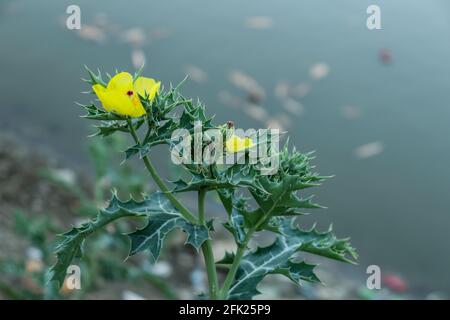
[227,235,318,299]
[273,260,321,284]
[127,193,209,261]
[91,118,144,138]
[227,217,356,299]
[223,195,251,245]
[173,163,266,193]
[84,66,107,86]
[246,145,328,229]
[224,208,246,245]
[124,103,215,161]
[217,189,233,215]
[80,103,125,121]
[278,219,358,263]
[47,193,151,289]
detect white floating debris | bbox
[150,261,173,278]
[121,28,147,47]
[266,119,284,132]
[341,105,362,120]
[185,65,208,83]
[228,70,266,101]
[309,62,330,80]
[244,104,269,122]
[131,49,146,70]
[245,16,273,29]
[266,114,291,132]
[77,25,106,44]
[274,81,290,99]
[282,98,304,116]
[354,141,384,159]
[122,290,145,300]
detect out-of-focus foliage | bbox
[0,136,177,300]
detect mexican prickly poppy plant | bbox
[48,66,357,300]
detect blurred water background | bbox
[0,0,450,292]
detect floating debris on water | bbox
[121,28,147,47]
[274,81,290,99]
[77,25,107,44]
[309,62,330,80]
[228,70,266,102]
[282,98,304,116]
[266,114,291,132]
[244,104,269,122]
[131,49,146,69]
[245,16,273,29]
[354,141,384,159]
[382,273,407,293]
[185,64,208,83]
[341,105,362,120]
[275,82,311,99]
[379,48,392,64]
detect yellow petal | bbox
[134,76,161,100]
[107,72,134,92]
[226,135,254,153]
[93,84,114,113]
[93,83,146,117]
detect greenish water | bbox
[1,0,450,292]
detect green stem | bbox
[219,196,284,298]
[218,228,255,299]
[198,188,219,299]
[219,195,283,298]
[127,119,197,224]
[198,188,207,224]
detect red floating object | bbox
[382,273,407,293]
[378,48,392,64]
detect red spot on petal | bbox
[127,90,134,96]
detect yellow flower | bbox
[225,134,254,153]
[92,72,161,117]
